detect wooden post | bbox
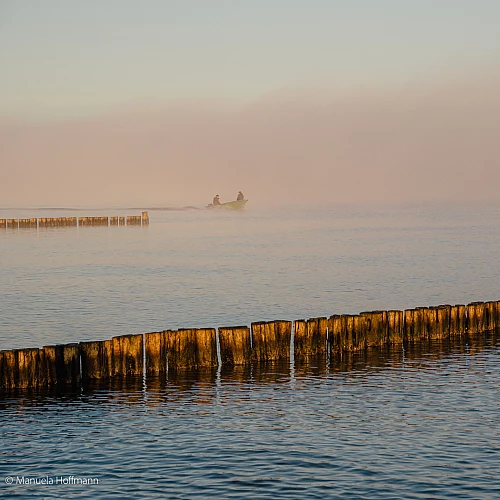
[142,211,149,225]
[145,331,167,376]
[195,328,218,367]
[467,302,486,334]
[14,348,47,389]
[495,300,500,329]
[450,304,466,336]
[388,310,403,343]
[7,219,18,229]
[404,308,427,342]
[421,307,437,339]
[127,215,141,225]
[484,301,498,331]
[218,326,252,365]
[360,311,388,346]
[328,315,342,352]
[80,339,113,380]
[251,320,291,361]
[43,345,57,386]
[165,328,217,370]
[110,216,119,226]
[0,219,6,229]
[348,314,364,350]
[434,305,451,339]
[43,344,81,387]
[14,349,47,389]
[0,350,16,390]
[111,334,143,377]
[293,317,327,357]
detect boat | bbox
[206,199,248,210]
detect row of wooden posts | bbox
[0,212,149,229]
[1,300,499,391]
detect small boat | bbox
[206,199,248,210]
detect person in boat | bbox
[237,191,244,201]
[213,194,221,206]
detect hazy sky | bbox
[1,0,500,120]
[1,1,499,208]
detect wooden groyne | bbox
[1,300,499,391]
[0,212,149,229]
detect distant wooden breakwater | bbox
[1,300,499,391]
[0,211,149,229]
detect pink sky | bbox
[1,75,499,208]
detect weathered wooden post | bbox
[14,348,48,389]
[495,300,500,329]
[145,331,168,376]
[484,301,498,331]
[467,302,486,334]
[328,315,342,352]
[360,311,388,346]
[251,320,292,361]
[127,215,141,225]
[421,307,437,339]
[0,350,17,390]
[43,344,81,387]
[387,310,403,343]
[434,305,451,339]
[343,314,363,350]
[80,339,113,381]
[165,328,217,370]
[293,317,327,357]
[142,211,149,226]
[404,308,427,342]
[450,304,466,336]
[111,334,143,377]
[219,326,252,365]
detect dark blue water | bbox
[1,338,500,498]
[1,204,500,498]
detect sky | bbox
[1,0,499,207]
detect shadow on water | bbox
[1,332,499,409]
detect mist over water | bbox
[1,74,500,209]
[1,203,499,351]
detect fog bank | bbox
[1,76,499,208]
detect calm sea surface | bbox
[1,204,500,498]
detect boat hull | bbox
[206,199,248,210]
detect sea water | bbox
[1,204,499,498]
